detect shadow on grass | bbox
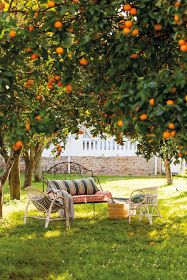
[0,201,186,280]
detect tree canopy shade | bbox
[0,0,187,155]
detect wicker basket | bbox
[108,200,129,219]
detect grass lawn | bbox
[0,175,186,280]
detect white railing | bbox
[43,135,137,157]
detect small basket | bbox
[108,199,129,219]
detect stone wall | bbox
[41,156,162,176]
[0,155,162,176]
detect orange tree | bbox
[0,0,187,215]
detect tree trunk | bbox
[23,147,35,188]
[164,159,173,185]
[9,153,21,200]
[34,149,43,182]
[0,151,18,218]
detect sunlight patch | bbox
[44,230,61,238]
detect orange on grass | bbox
[132,28,139,36]
[130,53,138,59]
[125,20,133,28]
[166,100,174,105]
[9,30,16,38]
[35,115,42,121]
[149,98,155,106]
[168,123,175,129]
[163,131,171,139]
[28,25,34,32]
[171,130,176,137]
[47,1,55,8]
[54,21,63,28]
[123,4,132,11]
[180,45,187,52]
[154,24,162,31]
[56,47,64,54]
[13,140,24,150]
[178,40,186,46]
[139,113,148,121]
[123,27,131,34]
[130,8,137,15]
[117,120,123,127]
[79,58,89,66]
[66,84,72,93]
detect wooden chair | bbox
[128,187,162,225]
[24,186,70,229]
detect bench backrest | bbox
[42,161,102,192]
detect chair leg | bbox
[45,200,55,229]
[64,206,70,230]
[24,199,30,224]
[146,205,153,225]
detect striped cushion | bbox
[46,178,100,196]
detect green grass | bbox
[0,175,187,280]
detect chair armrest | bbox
[94,176,103,190]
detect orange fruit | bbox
[132,28,139,36]
[66,84,72,93]
[28,25,34,32]
[171,130,176,137]
[149,98,155,106]
[139,113,148,121]
[36,95,43,101]
[185,95,187,102]
[78,130,85,134]
[178,152,182,158]
[13,140,24,150]
[26,48,32,53]
[125,20,133,28]
[57,145,62,152]
[168,123,175,129]
[154,24,162,31]
[56,47,64,54]
[79,58,89,66]
[130,8,137,15]
[123,4,132,11]
[0,2,5,11]
[170,87,177,94]
[118,20,126,29]
[67,27,74,33]
[25,121,30,132]
[27,79,34,86]
[35,115,42,121]
[9,30,16,38]
[72,0,79,3]
[47,82,53,90]
[68,53,72,59]
[49,77,56,83]
[34,12,39,17]
[47,1,55,8]
[57,81,63,87]
[130,53,138,59]
[123,27,131,34]
[166,100,174,105]
[54,75,61,81]
[54,21,63,28]
[178,40,186,46]
[180,45,187,52]
[117,120,123,127]
[174,15,180,22]
[175,1,181,7]
[31,53,39,60]
[163,131,171,139]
